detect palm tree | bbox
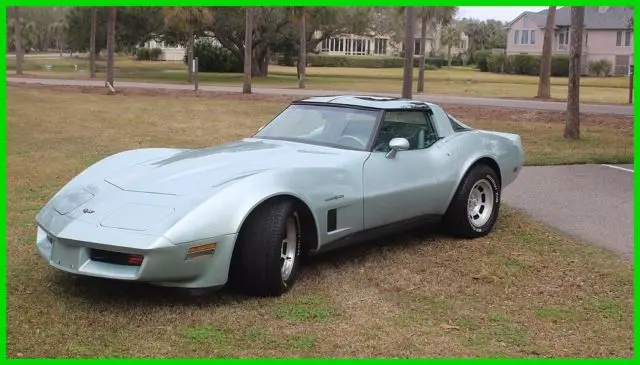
[106,7,117,89]
[415,7,458,93]
[90,7,97,78]
[537,6,556,99]
[243,7,253,94]
[564,7,585,140]
[13,7,23,75]
[440,24,462,67]
[163,7,213,84]
[401,7,416,98]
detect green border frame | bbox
[1,1,637,361]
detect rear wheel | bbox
[231,199,303,297]
[443,164,501,238]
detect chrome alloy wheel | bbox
[467,178,494,228]
[280,216,298,281]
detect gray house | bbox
[505,6,633,75]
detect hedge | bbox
[184,39,243,73]
[306,54,444,69]
[474,50,492,72]
[485,53,571,77]
[136,47,162,61]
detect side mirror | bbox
[385,137,410,159]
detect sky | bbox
[456,6,548,22]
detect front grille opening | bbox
[89,249,144,266]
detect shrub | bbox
[487,53,508,73]
[550,55,570,77]
[306,55,403,68]
[136,47,150,60]
[511,54,540,76]
[589,59,613,77]
[305,55,445,69]
[184,39,242,73]
[474,50,492,72]
[149,48,163,61]
[450,53,464,66]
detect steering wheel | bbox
[336,135,366,149]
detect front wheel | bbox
[231,199,303,297]
[443,164,501,238]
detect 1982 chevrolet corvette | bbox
[35,95,524,297]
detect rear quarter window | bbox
[447,114,471,132]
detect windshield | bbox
[254,104,381,151]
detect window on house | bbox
[559,30,569,45]
[530,30,536,44]
[585,32,588,46]
[321,39,329,52]
[414,39,421,55]
[521,30,529,44]
[374,38,387,55]
[616,30,630,47]
[514,30,520,44]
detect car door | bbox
[362,109,456,230]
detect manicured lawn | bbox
[7,55,632,104]
[6,86,633,358]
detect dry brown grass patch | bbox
[6,86,633,358]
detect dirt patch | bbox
[7,82,633,129]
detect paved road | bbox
[7,77,634,116]
[503,164,634,261]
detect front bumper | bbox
[36,225,238,289]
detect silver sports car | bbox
[35,95,524,297]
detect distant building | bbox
[313,21,469,58]
[504,6,634,75]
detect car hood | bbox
[104,138,360,196]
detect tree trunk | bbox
[447,46,452,67]
[90,7,97,78]
[298,8,307,89]
[417,15,427,93]
[564,7,585,140]
[14,7,23,75]
[537,6,556,99]
[243,7,253,94]
[402,7,416,99]
[106,7,117,87]
[187,27,194,84]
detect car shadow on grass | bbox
[51,223,445,307]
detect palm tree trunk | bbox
[90,7,97,78]
[402,7,416,99]
[564,7,585,140]
[106,7,117,87]
[417,15,427,93]
[298,8,306,89]
[537,6,556,99]
[14,7,23,75]
[187,26,194,84]
[243,7,253,94]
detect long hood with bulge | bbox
[104,138,363,196]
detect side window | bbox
[373,110,439,152]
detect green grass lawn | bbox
[6,86,633,358]
[7,55,632,104]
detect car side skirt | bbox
[312,214,442,255]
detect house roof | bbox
[507,6,633,30]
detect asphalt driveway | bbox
[502,164,634,261]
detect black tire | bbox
[231,199,303,297]
[443,164,501,238]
